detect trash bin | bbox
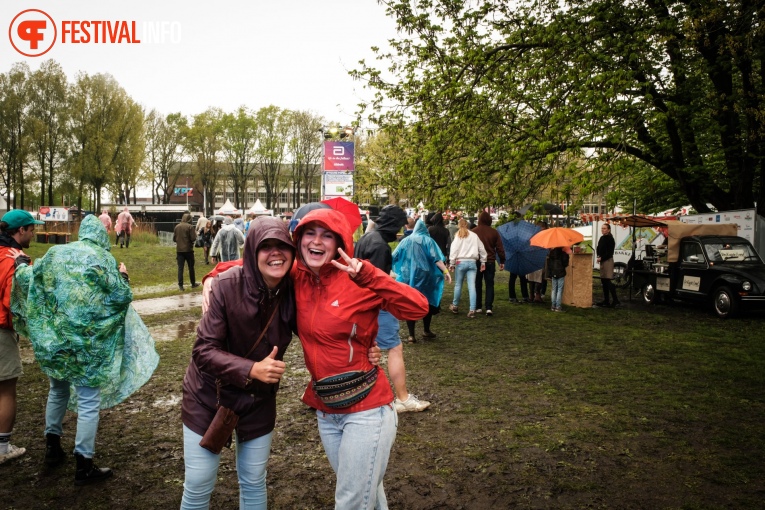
[47,233,58,244]
[56,233,69,244]
[36,233,48,243]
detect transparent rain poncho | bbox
[12,215,159,409]
[392,219,446,307]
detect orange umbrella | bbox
[530,227,584,248]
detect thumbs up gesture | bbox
[248,346,286,384]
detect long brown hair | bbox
[457,218,469,239]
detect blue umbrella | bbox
[497,220,549,275]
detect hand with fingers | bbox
[249,346,286,384]
[368,341,382,366]
[331,247,363,279]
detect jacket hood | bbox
[243,216,295,295]
[293,208,354,266]
[478,211,492,226]
[374,205,407,242]
[412,219,430,237]
[430,212,446,228]
[181,213,191,224]
[79,214,110,250]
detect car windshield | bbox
[704,242,761,263]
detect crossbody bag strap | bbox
[216,297,281,405]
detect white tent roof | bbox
[217,199,242,215]
[249,199,273,216]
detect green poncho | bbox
[12,215,159,409]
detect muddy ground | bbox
[3,284,764,509]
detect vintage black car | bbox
[639,235,765,318]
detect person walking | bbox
[210,217,245,262]
[446,218,459,241]
[356,205,433,414]
[471,211,505,316]
[98,210,112,232]
[0,210,44,464]
[199,221,213,265]
[596,223,620,307]
[11,215,158,485]
[393,215,452,344]
[174,213,199,291]
[427,211,451,262]
[116,207,136,248]
[291,208,429,509]
[547,247,570,312]
[448,218,487,318]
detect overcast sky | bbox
[2,0,398,124]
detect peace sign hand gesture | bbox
[331,247,363,279]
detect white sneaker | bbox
[475,309,482,313]
[485,310,493,316]
[0,443,26,464]
[394,394,431,413]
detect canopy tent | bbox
[217,199,242,216]
[248,199,273,217]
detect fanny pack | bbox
[312,367,378,409]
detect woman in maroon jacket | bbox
[180,217,296,509]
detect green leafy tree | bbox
[221,106,258,210]
[254,105,290,210]
[184,108,223,216]
[0,63,31,209]
[286,110,323,208]
[355,0,765,214]
[144,110,187,204]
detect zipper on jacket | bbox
[347,323,357,364]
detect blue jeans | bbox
[181,425,273,510]
[551,276,565,309]
[475,261,496,310]
[316,405,397,510]
[452,260,477,311]
[45,378,100,457]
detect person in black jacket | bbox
[596,223,620,307]
[355,205,431,413]
[546,247,570,312]
[427,211,451,261]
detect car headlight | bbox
[742,281,752,291]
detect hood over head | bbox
[478,211,492,226]
[430,212,446,228]
[79,214,111,250]
[243,216,295,289]
[412,219,430,237]
[181,213,191,223]
[293,208,354,265]
[373,205,407,242]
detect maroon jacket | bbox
[472,212,506,264]
[181,217,296,443]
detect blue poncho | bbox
[12,215,159,409]
[391,219,446,307]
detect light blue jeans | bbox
[316,405,397,510]
[551,276,565,309]
[44,378,101,457]
[181,425,273,510]
[452,260,477,311]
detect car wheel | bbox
[613,262,630,289]
[642,283,657,305]
[712,286,738,319]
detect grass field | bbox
[3,260,764,508]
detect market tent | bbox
[217,199,242,216]
[248,199,272,216]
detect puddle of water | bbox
[149,320,199,342]
[152,394,182,409]
[133,293,203,316]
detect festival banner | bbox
[323,141,355,171]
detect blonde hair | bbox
[457,218,469,238]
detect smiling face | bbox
[299,223,339,275]
[257,238,294,289]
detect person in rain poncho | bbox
[11,214,159,486]
[392,217,452,342]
